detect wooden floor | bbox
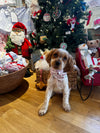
[0,73,100,133]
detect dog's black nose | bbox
[55,60,61,66]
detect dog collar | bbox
[50,67,67,80]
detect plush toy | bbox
[87,39,100,58]
[78,43,99,68]
[5,22,33,59]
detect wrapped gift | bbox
[4,62,24,73]
[4,51,18,63]
[0,51,27,74]
[16,55,27,66]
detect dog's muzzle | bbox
[55,60,61,66]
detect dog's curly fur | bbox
[38,48,75,116]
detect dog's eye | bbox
[53,53,58,58]
[63,56,67,61]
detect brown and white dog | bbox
[38,48,75,116]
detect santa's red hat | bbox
[12,22,27,35]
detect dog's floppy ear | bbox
[45,49,55,65]
[64,54,74,72]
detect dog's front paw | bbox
[38,103,48,116]
[63,103,71,112]
[38,108,47,116]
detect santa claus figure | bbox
[10,22,33,59]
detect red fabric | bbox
[91,57,95,65]
[76,48,100,86]
[97,58,100,65]
[11,38,32,58]
[12,22,27,35]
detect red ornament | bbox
[43,13,51,22]
[67,17,79,31]
[86,11,92,26]
[32,10,42,18]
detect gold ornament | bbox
[56,36,59,38]
[37,13,40,16]
[40,35,47,44]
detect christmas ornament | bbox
[40,36,47,44]
[32,32,37,46]
[80,1,86,12]
[67,17,72,26]
[71,17,79,31]
[60,42,67,49]
[43,13,51,22]
[67,17,79,31]
[52,7,61,21]
[86,11,92,26]
[60,0,63,3]
[65,31,71,35]
[32,9,42,18]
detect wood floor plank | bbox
[56,110,100,133]
[2,109,54,133]
[0,118,17,133]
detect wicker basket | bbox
[35,69,78,90]
[0,60,29,94]
[67,70,78,90]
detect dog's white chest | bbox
[48,76,68,93]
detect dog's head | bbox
[46,48,74,72]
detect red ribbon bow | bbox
[33,10,42,17]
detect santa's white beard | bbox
[10,31,25,46]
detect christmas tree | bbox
[31,0,89,52]
[4,36,15,52]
